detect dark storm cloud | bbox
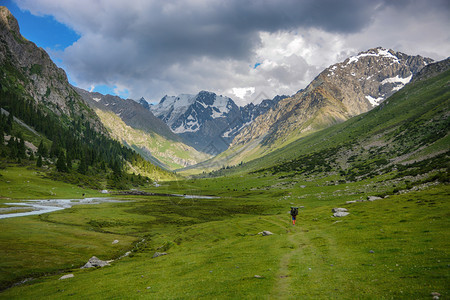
[23,0,384,65]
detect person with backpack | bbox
[290,206,299,225]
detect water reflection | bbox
[0,198,122,219]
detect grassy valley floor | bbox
[0,170,448,299]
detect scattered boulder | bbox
[112,240,119,244]
[258,231,273,236]
[81,256,110,269]
[152,252,167,258]
[431,292,441,299]
[346,200,357,204]
[59,274,74,280]
[254,275,264,278]
[332,208,349,217]
[333,212,349,217]
[367,196,382,201]
[332,208,348,213]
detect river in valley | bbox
[0,194,218,219]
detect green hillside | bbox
[201,62,449,183]
[94,109,210,170]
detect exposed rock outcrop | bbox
[0,6,104,132]
[81,256,110,268]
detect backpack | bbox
[291,207,298,216]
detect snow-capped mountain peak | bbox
[151,91,235,135]
[324,47,433,109]
[147,90,281,154]
[345,47,400,65]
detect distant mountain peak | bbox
[148,90,281,154]
[139,97,150,110]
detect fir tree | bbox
[37,140,48,157]
[17,137,26,159]
[77,156,88,175]
[49,140,60,158]
[56,151,68,172]
[5,112,13,134]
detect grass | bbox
[0,165,104,201]
[0,170,448,299]
[0,64,448,299]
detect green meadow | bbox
[0,168,448,299]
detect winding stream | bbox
[0,198,122,219]
[0,194,218,219]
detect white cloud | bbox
[231,87,255,100]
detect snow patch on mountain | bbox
[346,48,400,65]
[381,74,412,85]
[365,95,384,106]
[150,92,234,134]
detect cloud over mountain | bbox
[14,0,450,103]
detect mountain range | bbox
[203,57,450,181]
[183,47,434,173]
[75,88,210,170]
[146,91,286,154]
[0,5,447,183]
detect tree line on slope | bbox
[0,88,168,189]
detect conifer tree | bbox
[66,152,72,170]
[6,113,13,134]
[77,156,88,175]
[56,151,68,172]
[49,140,60,158]
[37,140,48,157]
[17,137,26,159]
[8,137,17,158]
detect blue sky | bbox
[3,0,127,97]
[3,0,449,104]
[3,0,79,50]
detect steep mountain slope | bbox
[0,7,102,132]
[0,6,174,183]
[192,48,433,172]
[76,88,210,169]
[149,91,283,154]
[204,58,450,181]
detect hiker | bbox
[290,206,299,225]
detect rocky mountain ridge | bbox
[148,91,284,154]
[187,47,434,172]
[75,88,210,169]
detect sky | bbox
[3,0,450,105]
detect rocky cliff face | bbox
[231,48,433,151]
[150,91,282,154]
[0,7,103,131]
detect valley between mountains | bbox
[0,6,449,299]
